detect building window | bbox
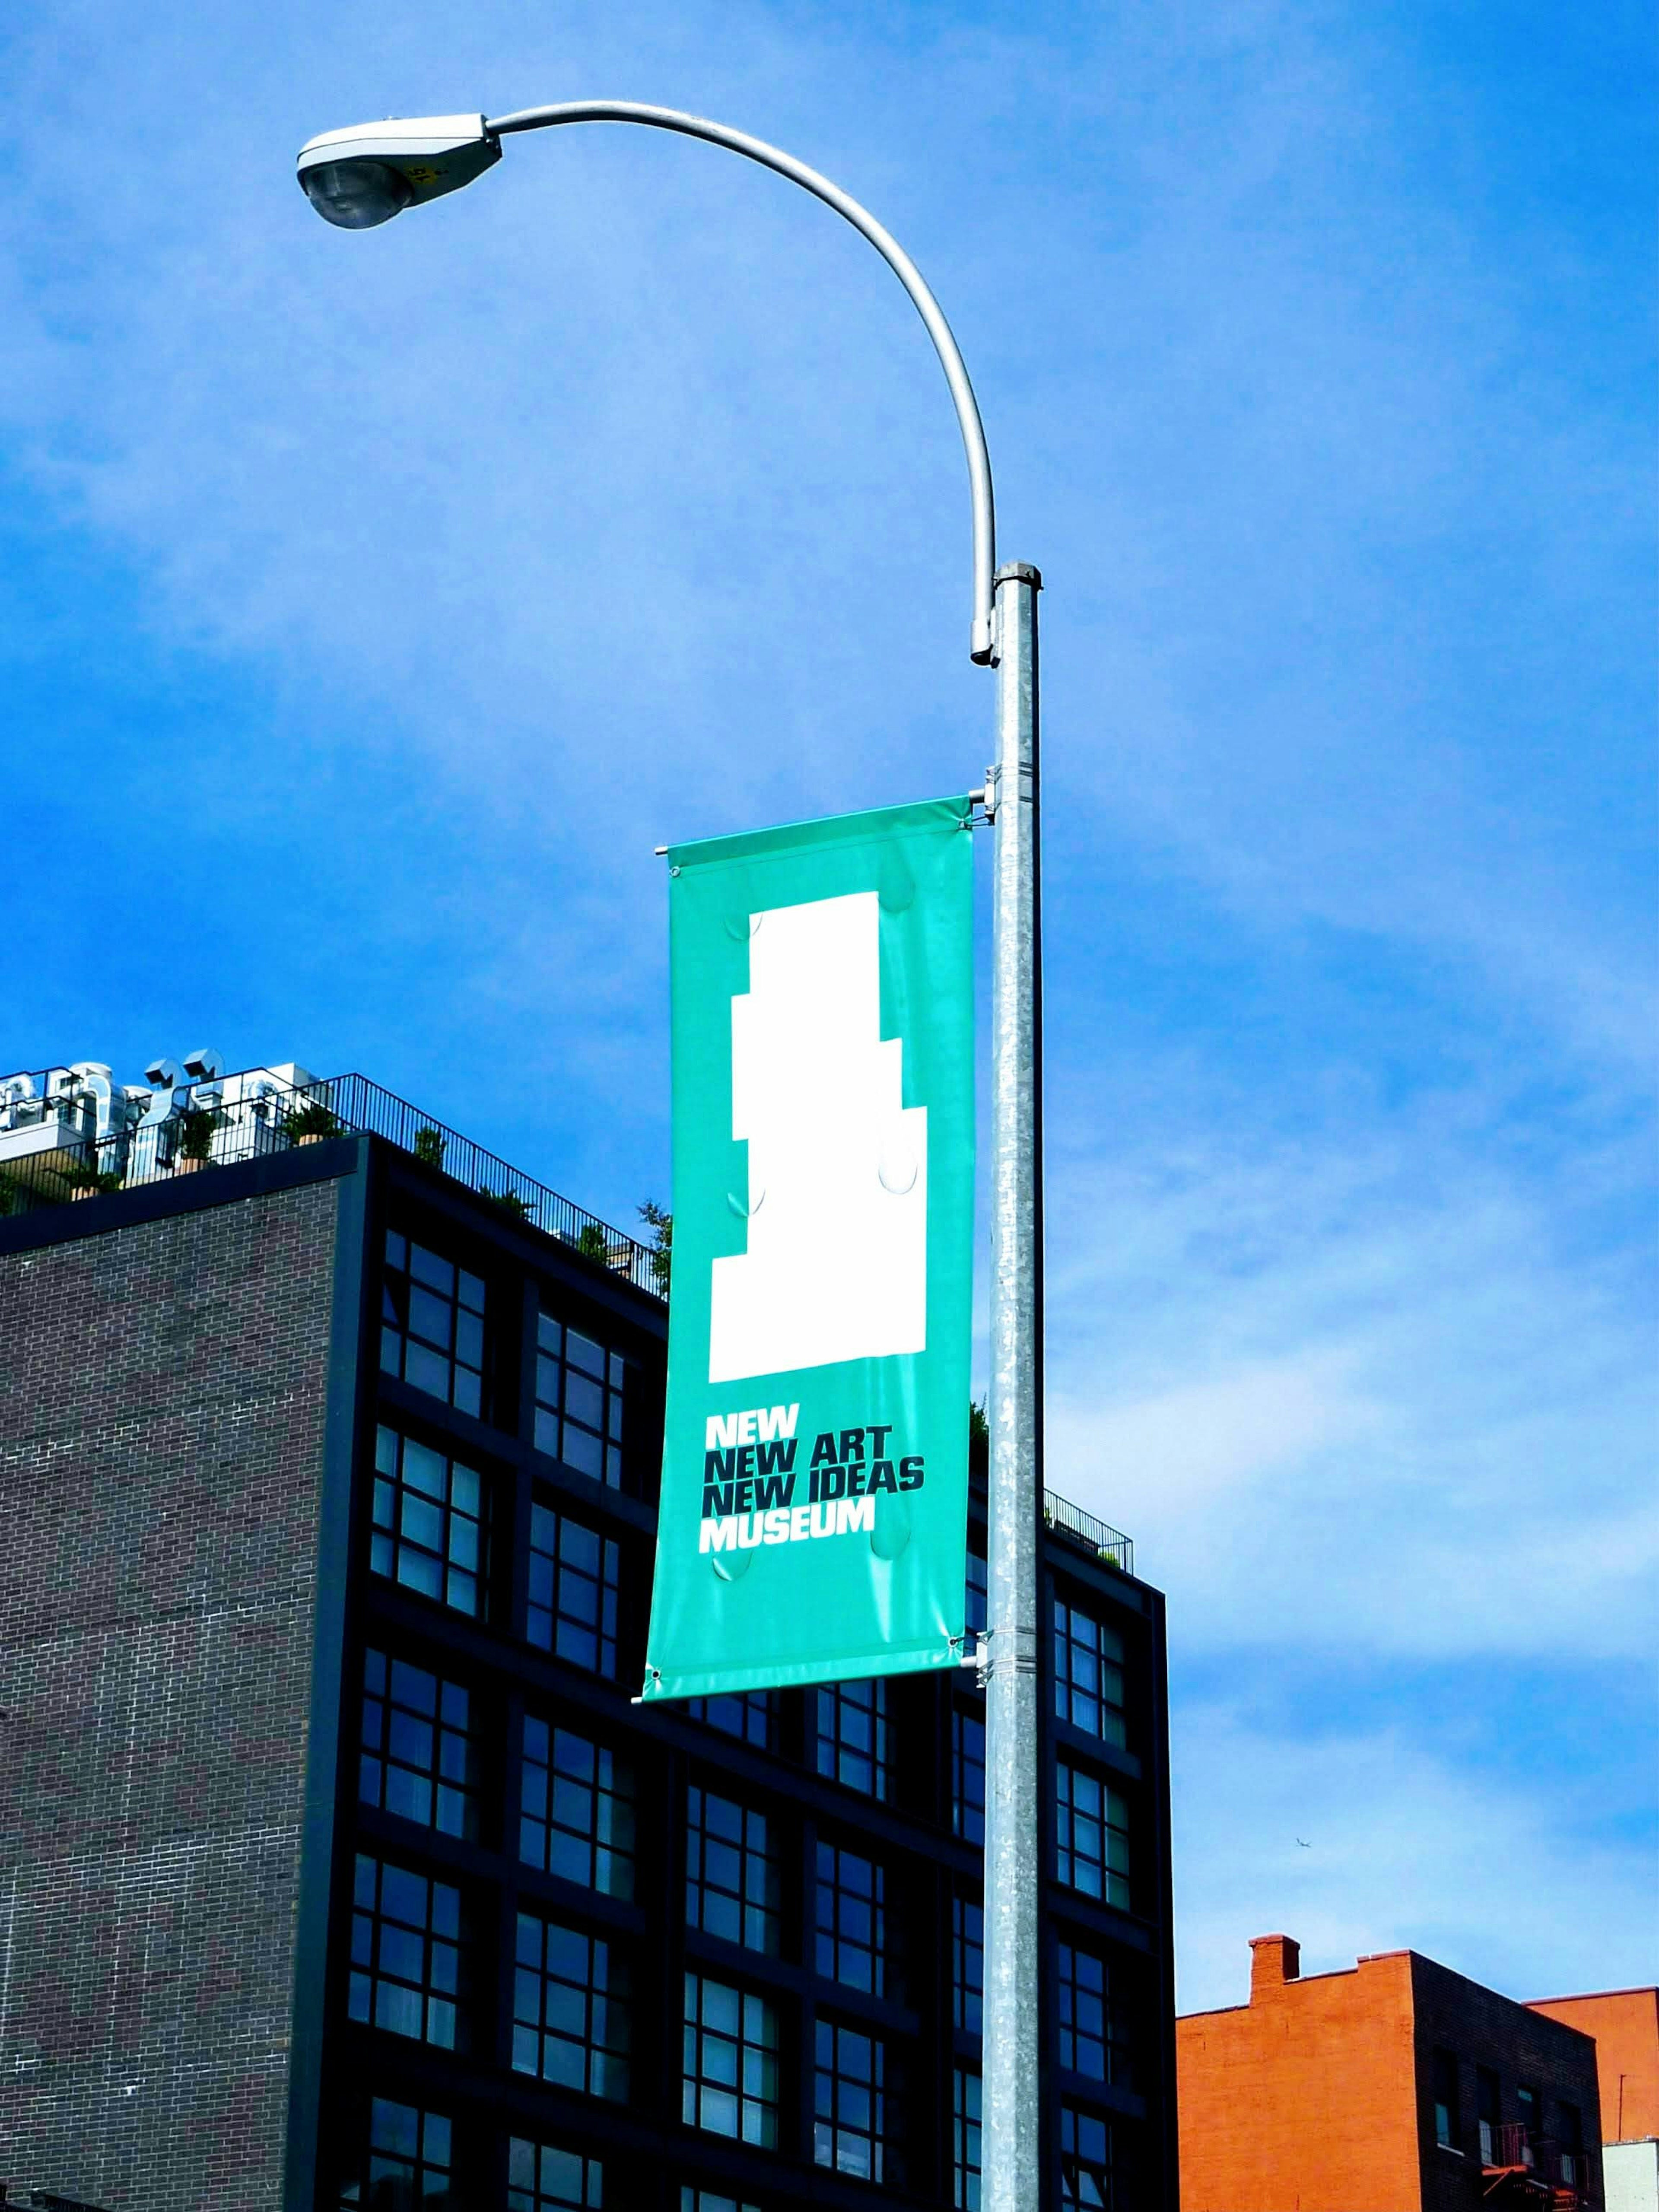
[1432,2049,1459,2149]
[521,1719,635,1897]
[338,2098,452,2209]
[681,2193,762,2212]
[1517,2084,1539,2155]
[1054,1599,1127,1748]
[687,1786,782,1955]
[1055,1763,1130,1908]
[689,1692,775,1749]
[1060,2105,1117,2210]
[816,1679,893,1799]
[508,2138,604,2211]
[953,1707,986,1844]
[1057,1942,1129,2086]
[1557,2102,1583,2188]
[953,1894,983,2035]
[816,1840,886,1995]
[954,2066,982,2211]
[528,1503,619,1676]
[536,1312,629,1487]
[360,1649,480,1841]
[349,1855,463,2050]
[1476,2066,1500,2164]
[382,1231,486,1416]
[372,1427,486,1618]
[814,2018,896,2184]
[512,1915,630,2101]
[966,1549,988,1637]
[683,1975,780,2147]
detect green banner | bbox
[640,796,976,1701]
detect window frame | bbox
[527,1499,621,1677]
[359,1647,481,1842]
[1053,1594,1128,1749]
[814,2015,896,2186]
[519,1716,636,1898]
[815,1678,894,1800]
[815,1837,887,1996]
[381,1228,488,1417]
[687,1784,784,1957]
[338,2095,453,2209]
[535,1307,631,1491]
[682,1972,781,2149]
[1054,1760,1131,1910]
[507,2135,604,2212]
[371,1424,488,1620]
[511,1910,632,2102]
[1431,2048,1460,2151]
[348,1853,464,2051]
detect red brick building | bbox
[1177,1934,1602,2212]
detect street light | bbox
[297,100,1044,2212]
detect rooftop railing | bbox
[0,1067,665,1298]
[1044,1490,1135,1577]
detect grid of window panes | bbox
[966,1548,988,1638]
[815,1840,886,1995]
[1055,1763,1131,1909]
[683,1976,780,2147]
[359,1649,479,1840]
[508,2139,603,2212]
[382,1232,486,1416]
[1060,2105,1116,2210]
[814,2018,894,2183]
[689,1692,775,1749]
[953,1894,983,2034]
[349,1856,462,2049]
[681,2193,761,2212]
[687,1787,782,1955]
[954,2066,982,2212]
[1054,1599,1128,1749]
[527,1503,619,1676]
[339,2098,452,2209]
[372,1427,486,1618]
[520,1719,635,1897]
[512,1915,630,2101]
[815,1679,893,1799]
[535,1311,628,1488]
[953,1706,986,1844]
[1058,1941,1129,2085]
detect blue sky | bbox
[2,0,1652,2011]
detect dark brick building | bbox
[0,1068,1177,2211]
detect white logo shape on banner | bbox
[709,890,927,1382]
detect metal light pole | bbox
[296,100,1043,2209]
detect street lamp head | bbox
[296,115,501,228]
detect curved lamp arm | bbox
[486,101,997,664]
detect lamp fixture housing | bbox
[296,115,501,227]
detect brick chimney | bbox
[1250,1933,1301,1999]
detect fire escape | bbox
[1481,2123,1593,2208]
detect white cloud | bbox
[1173,1703,1658,2014]
[1045,1084,1656,1662]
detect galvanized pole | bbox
[984,558,1042,2212]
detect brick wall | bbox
[0,1183,340,2210]
[1176,1944,1421,2212]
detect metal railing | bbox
[1044,1490,1134,1576]
[0,1068,667,1298]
